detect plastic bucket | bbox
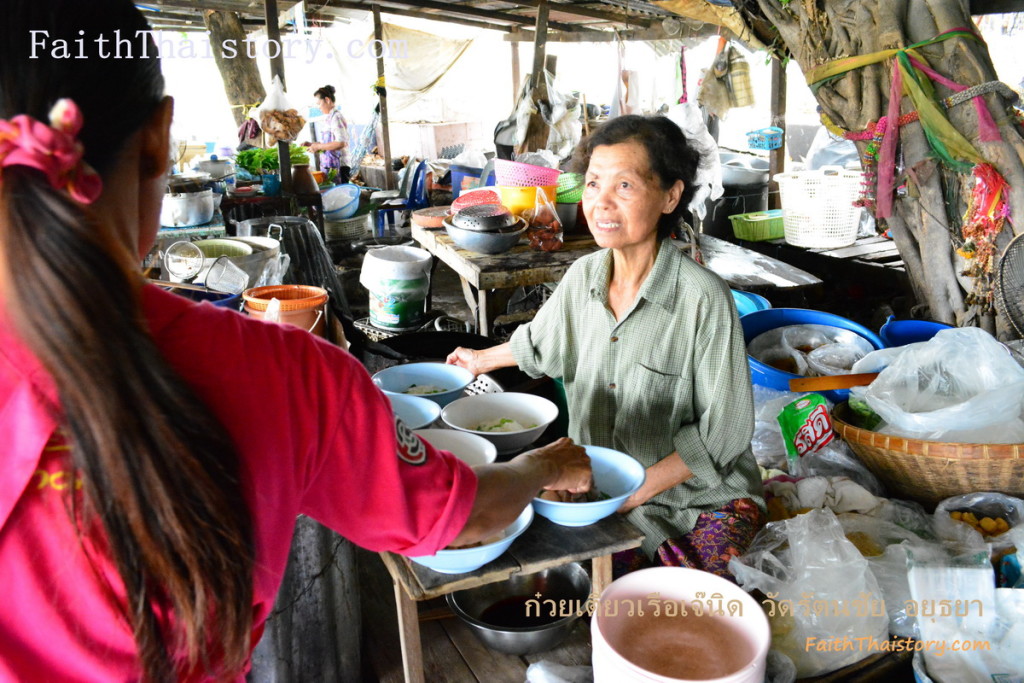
[555,203,578,233]
[740,308,884,402]
[359,246,432,330]
[498,185,557,217]
[730,290,771,317]
[242,285,328,337]
[879,316,953,347]
[450,165,483,199]
[591,567,769,683]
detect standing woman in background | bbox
[307,85,352,183]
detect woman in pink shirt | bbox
[0,2,590,681]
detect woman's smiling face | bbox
[581,140,683,252]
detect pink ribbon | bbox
[0,99,102,204]
[908,56,1001,143]
[875,63,903,219]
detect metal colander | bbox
[451,203,516,232]
[996,233,1024,337]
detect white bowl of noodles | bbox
[441,392,558,455]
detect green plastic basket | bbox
[556,172,584,203]
[729,209,785,241]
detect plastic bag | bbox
[728,508,890,678]
[752,385,810,469]
[907,550,1024,683]
[849,327,1024,443]
[523,187,563,251]
[837,512,947,639]
[933,492,1024,555]
[525,661,593,683]
[663,103,723,220]
[799,441,885,496]
[806,342,867,376]
[256,76,306,142]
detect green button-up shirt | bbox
[510,240,764,557]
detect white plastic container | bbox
[359,246,432,330]
[591,567,769,683]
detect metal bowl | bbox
[446,562,591,655]
[451,204,516,232]
[444,217,526,255]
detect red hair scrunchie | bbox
[0,98,103,204]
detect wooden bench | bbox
[379,514,643,683]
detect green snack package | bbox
[777,395,835,472]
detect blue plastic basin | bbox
[731,290,772,317]
[741,308,884,402]
[879,316,953,348]
[180,289,242,310]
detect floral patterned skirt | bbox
[612,498,765,582]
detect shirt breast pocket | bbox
[615,363,690,439]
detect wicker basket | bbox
[832,402,1024,507]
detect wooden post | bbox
[515,0,550,155]
[510,27,521,108]
[373,5,395,191]
[768,56,787,211]
[264,0,292,193]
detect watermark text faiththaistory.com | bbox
[28,30,408,63]
[805,635,991,657]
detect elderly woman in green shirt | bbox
[447,115,765,579]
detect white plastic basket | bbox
[774,167,863,248]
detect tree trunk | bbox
[733,0,1024,336]
[204,10,266,129]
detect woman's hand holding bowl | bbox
[524,437,592,495]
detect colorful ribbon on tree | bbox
[805,28,993,218]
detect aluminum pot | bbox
[446,562,591,655]
[444,217,526,255]
[161,189,215,227]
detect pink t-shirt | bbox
[0,286,477,682]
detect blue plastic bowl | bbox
[741,308,885,402]
[531,445,646,527]
[372,362,475,407]
[879,316,953,348]
[179,289,242,310]
[409,505,533,574]
[322,183,361,219]
[731,290,772,317]
[386,393,442,430]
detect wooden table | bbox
[412,225,823,337]
[699,234,823,290]
[412,225,601,336]
[379,514,644,683]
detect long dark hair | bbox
[572,114,701,240]
[0,2,253,680]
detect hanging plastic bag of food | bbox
[523,187,563,252]
[256,76,306,142]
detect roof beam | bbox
[319,1,514,31]
[329,0,599,32]
[494,0,651,28]
[506,21,683,41]
[970,0,1024,14]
